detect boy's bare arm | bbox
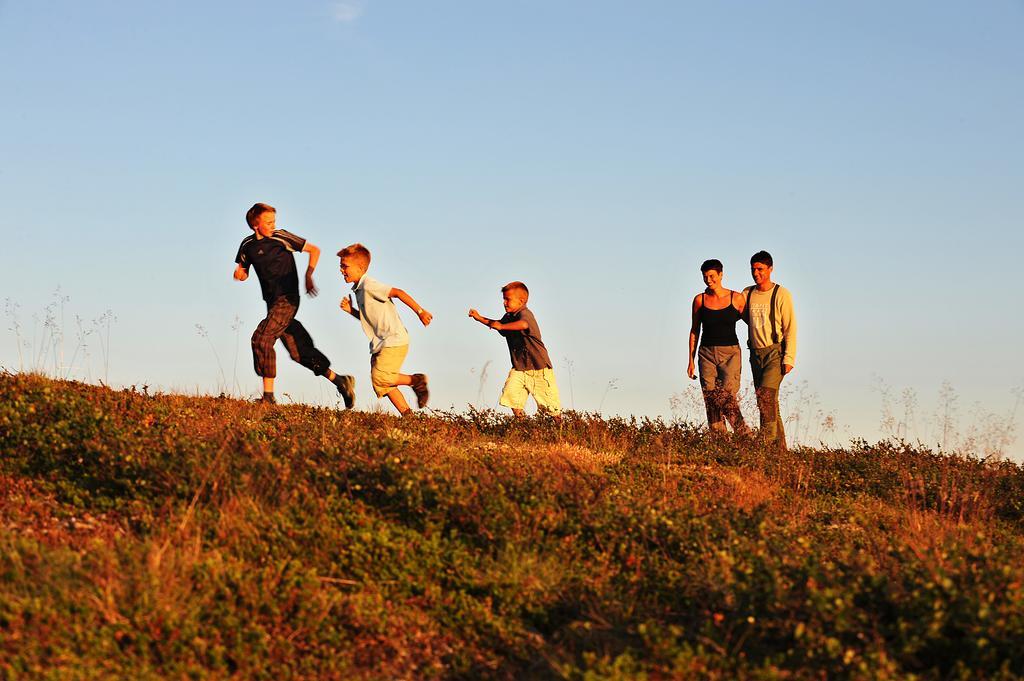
[389,288,433,326]
[339,295,360,320]
[468,309,527,331]
[233,264,249,281]
[468,309,496,328]
[302,242,320,297]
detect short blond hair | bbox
[501,281,529,301]
[337,243,371,267]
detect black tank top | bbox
[699,293,741,347]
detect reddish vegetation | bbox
[1,373,1023,679]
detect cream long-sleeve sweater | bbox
[743,284,797,367]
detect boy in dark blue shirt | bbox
[469,281,561,417]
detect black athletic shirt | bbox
[698,293,741,347]
[235,229,307,304]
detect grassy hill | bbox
[2,373,1023,680]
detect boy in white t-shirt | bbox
[337,243,432,415]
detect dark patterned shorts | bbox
[251,297,330,378]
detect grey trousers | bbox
[698,345,746,432]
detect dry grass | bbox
[2,373,1024,679]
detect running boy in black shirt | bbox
[469,281,561,417]
[234,202,355,406]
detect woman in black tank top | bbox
[687,260,749,434]
[698,293,741,346]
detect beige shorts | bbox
[499,368,562,414]
[370,344,408,397]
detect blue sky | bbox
[2,1,1022,457]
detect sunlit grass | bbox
[2,373,1023,679]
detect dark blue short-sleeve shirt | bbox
[235,229,307,304]
[499,306,553,371]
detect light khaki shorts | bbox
[370,344,408,397]
[499,368,562,414]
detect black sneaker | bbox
[334,374,356,409]
[410,373,429,409]
[260,392,276,404]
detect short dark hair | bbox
[700,259,723,274]
[501,281,529,300]
[750,250,773,267]
[246,202,275,228]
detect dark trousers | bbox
[251,297,330,378]
[750,343,787,451]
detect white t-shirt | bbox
[353,275,409,354]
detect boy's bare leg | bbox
[512,408,526,418]
[260,377,275,402]
[393,372,429,408]
[385,388,412,415]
